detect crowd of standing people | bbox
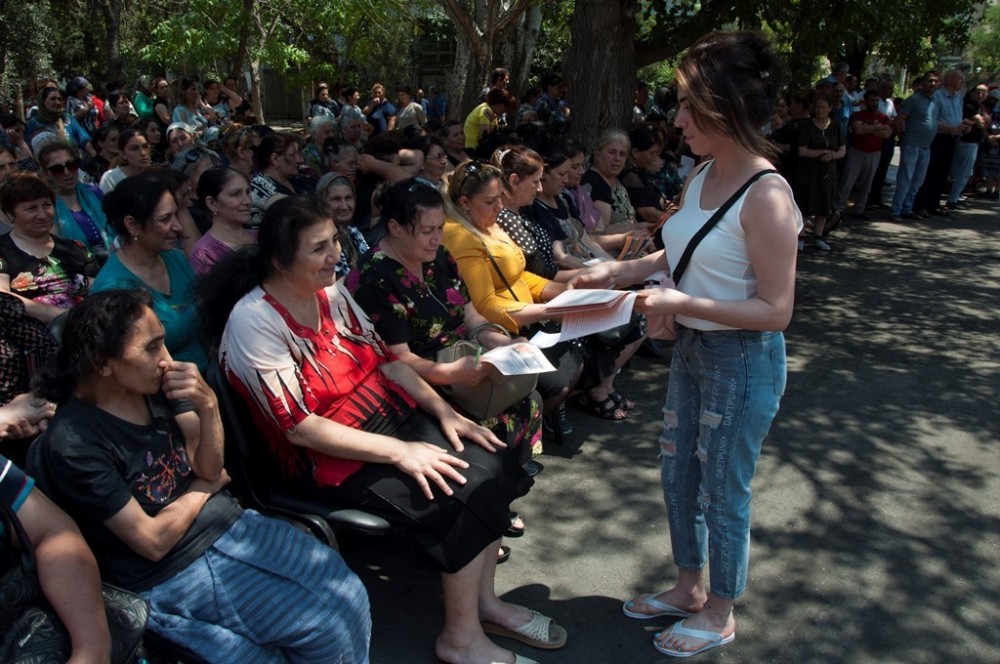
[765,64,1000,252]
[1,29,977,663]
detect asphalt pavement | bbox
[341,193,1000,664]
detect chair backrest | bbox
[204,361,280,510]
[206,359,392,537]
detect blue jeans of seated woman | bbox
[659,326,786,600]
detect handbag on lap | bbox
[0,500,149,663]
[436,341,537,420]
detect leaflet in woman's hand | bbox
[531,291,638,349]
[541,288,632,313]
[480,343,556,375]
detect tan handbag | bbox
[436,341,538,420]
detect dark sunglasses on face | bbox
[47,160,79,176]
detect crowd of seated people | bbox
[2,62,995,663]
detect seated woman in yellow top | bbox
[443,159,647,433]
[442,160,580,418]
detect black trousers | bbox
[914,133,957,213]
[869,137,896,205]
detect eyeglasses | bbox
[46,160,79,176]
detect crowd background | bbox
[0,44,997,662]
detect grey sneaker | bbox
[814,238,831,252]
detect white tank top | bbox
[662,161,797,331]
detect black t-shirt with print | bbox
[34,394,241,591]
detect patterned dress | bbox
[349,246,542,458]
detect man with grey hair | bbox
[913,68,968,217]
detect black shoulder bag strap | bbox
[481,239,520,302]
[671,168,778,286]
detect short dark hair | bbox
[117,126,146,152]
[489,68,510,85]
[197,167,246,207]
[37,289,153,404]
[254,132,295,171]
[380,178,445,233]
[0,172,55,215]
[36,141,76,169]
[102,169,174,240]
[486,89,515,107]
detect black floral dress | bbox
[349,246,542,457]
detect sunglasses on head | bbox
[47,160,79,176]
[456,160,486,198]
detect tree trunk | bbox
[230,0,254,80]
[98,0,124,83]
[250,60,264,124]
[564,0,639,148]
[500,5,543,97]
[447,33,488,123]
[14,85,24,124]
[438,0,538,121]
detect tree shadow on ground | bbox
[343,207,1000,663]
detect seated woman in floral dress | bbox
[348,179,543,466]
[0,173,98,326]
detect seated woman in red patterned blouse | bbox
[200,196,567,664]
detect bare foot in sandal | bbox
[623,587,706,619]
[579,390,627,420]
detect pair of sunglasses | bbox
[47,160,79,176]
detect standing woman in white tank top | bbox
[574,31,801,658]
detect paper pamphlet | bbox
[541,288,630,312]
[480,343,556,375]
[529,290,638,349]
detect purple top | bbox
[190,230,258,277]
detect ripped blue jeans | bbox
[659,326,786,600]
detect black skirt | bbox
[319,409,532,574]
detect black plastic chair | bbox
[205,362,392,541]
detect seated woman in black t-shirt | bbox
[0,173,98,325]
[31,289,371,663]
[527,140,615,270]
[620,126,674,226]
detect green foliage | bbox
[0,1,55,105]
[970,4,1000,75]
[532,1,573,79]
[134,0,428,86]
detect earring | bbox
[132,236,139,241]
